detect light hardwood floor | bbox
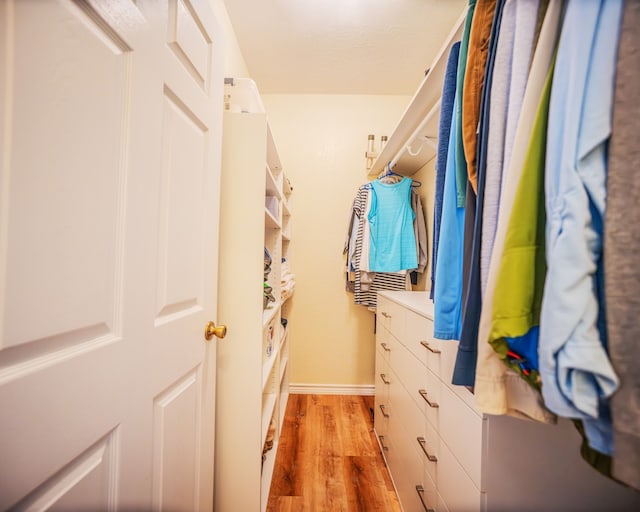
[267,394,402,512]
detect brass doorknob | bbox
[204,321,227,340]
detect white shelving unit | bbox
[215,92,293,511]
[367,7,467,178]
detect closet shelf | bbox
[367,7,467,178]
[263,302,280,328]
[261,391,278,447]
[280,329,289,349]
[265,208,280,229]
[262,345,280,391]
[279,355,289,385]
[265,164,282,200]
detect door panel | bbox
[168,0,212,90]
[155,88,207,325]
[0,0,223,509]
[2,0,128,353]
[12,430,119,511]
[152,367,202,511]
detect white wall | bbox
[262,94,410,388]
[208,0,250,77]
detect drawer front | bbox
[388,413,429,512]
[374,395,390,436]
[438,383,484,488]
[377,296,390,331]
[377,324,392,363]
[387,366,403,423]
[377,326,399,370]
[419,415,440,488]
[387,364,441,495]
[377,296,406,342]
[414,367,442,432]
[437,492,450,512]
[375,350,390,437]
[375,344,390,401]
[436,436,482,512]
[419,465,439,512]
[404,310,444,380]
[377,431,391,462]
[392,335,432,400]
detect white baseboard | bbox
[289,383,375,396]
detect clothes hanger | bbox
[362,163,422,189]
[380,162,398,178]
[378,163,403,184]
[380,162,422,188]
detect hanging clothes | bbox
[411,187,429,276]
[605,0,640,492]
[530,0,551,64]
[431,41,461,301]
[433,95,465,340]
[368,177,417,273]
[487,50,554,390]
[462,0,497,194]
[481,0,540,296]
[429,0,636,483]
[458,0,499,361]
[345,186,408,308]
[453,0,506,386]
[473,0,563,424]
[344,179,426,309]
[539,0,623,456]
[454,0,477,208]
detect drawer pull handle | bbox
[415,485,434,512]
[379,435,389,451]
[379,404,389,418]
[416,437,438,462]
[381,312,391,318]
[420,341,441,354]
[381,342,391,352]
[418,389,439,408]
[380,373,391,384]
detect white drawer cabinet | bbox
[375,291,640,512]
[376,292,482,512]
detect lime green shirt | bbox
[487,55,555,388]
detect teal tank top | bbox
[367,177,417,272]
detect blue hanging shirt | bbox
[368,177,417,272]
[540,0,623,456]
[434,96,465,340]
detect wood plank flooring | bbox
[267,394,402,512]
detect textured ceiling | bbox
[223,0,467,95]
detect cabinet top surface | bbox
[377,291,433,319]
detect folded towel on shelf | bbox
[280,261,296,301]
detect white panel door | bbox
[0,0,224,510]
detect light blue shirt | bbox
[434,96,465,340]
[540,0,623,456]
[368,177,416,272]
